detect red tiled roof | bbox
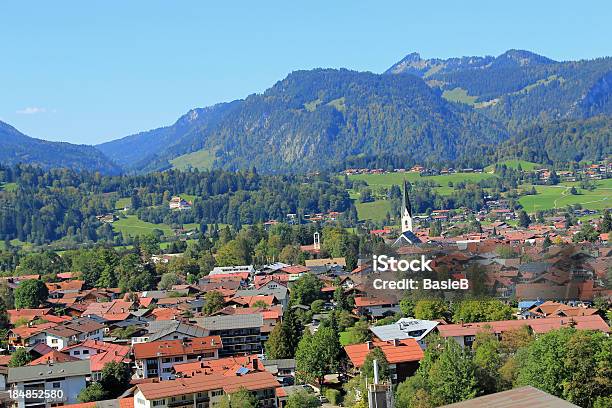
[0,355,13,366]
[280,265,309,274]
[136,371,279,399]
[8,308,52,324]
[230,295,275,307]
[354,296,396,307]
[149,307,182,321]
[82,300,134,317]
[62,339,131,371]
[173,355,260,377]
[344,339,423,367]
[46,280,85,291]
[10,323,57,339]
[254,274,292,287]
[59,397,134,408]
[133,336,222,360]
[437,315,610,338]
[28,350,78,365]
[206,272,250,281]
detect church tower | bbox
[401,180,413,233]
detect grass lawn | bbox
[0,239,31,250]
[0,182,17,192]
[355,199,392,222]
[484,159,540,172]
[442,87,477,105]
[349,171,495,188]
[170,149,216,171]
[339,331,351,346]
[115,197,131,210]
[180,194,197,203]
[112,215,174,237]
[519,184,611,213]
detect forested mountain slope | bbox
[0,121,120,174]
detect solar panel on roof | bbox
[235,366,249,375]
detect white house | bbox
[43,318,104,350]
[369,318,439,349]
[7,360,90,408]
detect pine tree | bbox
[602,209,611,233]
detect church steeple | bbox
[401,180,413,233]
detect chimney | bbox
[393,338,400,346]
[252,358,258,371]
[366,341,373,350]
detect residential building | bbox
[437,315,610,348]
[369,318,439,349]
[353,297,400,318]
[208,265,255,277]
[134,371,280,408]
[133,336,222,380]
[344,339,424,384]
[7,360,91,408]
[193,314,263,357]
[43,318,105,350]
[61,340,130,381]
[168,197,191,210]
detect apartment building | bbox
[193,314,263,357]
[133,336,221,380]
[7,360,90,408]
[134,371,280,408]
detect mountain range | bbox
[3,49,612,173]
[0,121,121,174]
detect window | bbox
[464,335,476,348]
[211,390,223,397]
[74,351,80,355]
[52,382,61,389]
[152,399,165,407]
[137,399,146,405]
[82,350,89,355]
[51,339,58,344]
[162,358,172,363]
[174,357,183,362]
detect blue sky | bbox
[1,0,610,145]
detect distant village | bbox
[0,177,610,408]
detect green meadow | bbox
[170,149,216,170]
[0,182,17,192]
[112,215,174,237]
[348,171,495,188]
[484,159,540,172]
[519,182,611,212]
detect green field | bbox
[348,171,496,221]
[180,194,197,203]
[442,87,477,105]
[519,182,611,212]
[485,159,540,172]
[170,149,216,170]
[349,171,495,188]
[115,197,131,210]
[112,215,174,237]
[339,331,351,346]
[0,182,17,192]
[355,199,392,222]
[0,239,31,250]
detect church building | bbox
[393,180,421,246]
